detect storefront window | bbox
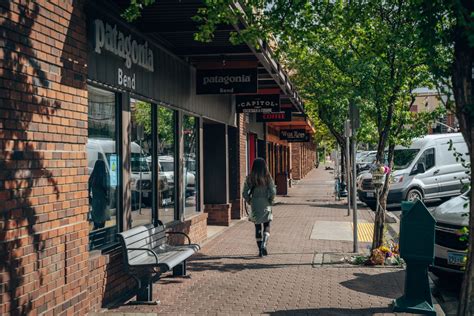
[130,99,153,228]
[87,85,118,250]
[183,115,199,217]
[158,106,176,224]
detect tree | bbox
[190,1,441,250]
[410,1,474,314]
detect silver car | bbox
[431,192,469,274]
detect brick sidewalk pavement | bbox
[105,167,424,316]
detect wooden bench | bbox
[117,223,200,304]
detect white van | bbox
[86,138,153,205]
[358,133,469,207]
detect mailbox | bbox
[393,200,437,315]
[399,200,436,264]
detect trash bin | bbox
[275,172,288,195]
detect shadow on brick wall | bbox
[0,1,60,314]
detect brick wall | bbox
[204,204,231,226]
[0,1,90,315]
[87,249,135,313]
[291,143,302,180]
[167,213,208,244]
[291,142,317,180]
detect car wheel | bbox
[406,188,423,202]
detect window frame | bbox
[129,97,155,228]
[181,113,201,218]
[86,83,122,251]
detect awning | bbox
[113,0,304,113]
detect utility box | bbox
[275,172,288,195]
[399,200,435,263]
[393,200,436,315]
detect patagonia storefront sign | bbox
[94,19,154,72]
[196,68,258,94]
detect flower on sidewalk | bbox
[366,242,402,266]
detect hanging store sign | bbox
[196,68,258,94]
[280,129,310,142]
[236,94,280,113]
[256,110,292,122]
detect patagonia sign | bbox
[280,129,310,142]
[256,111,292,122]
[236,94,280,113]
[94,19,154,72]
[196,68,257,94]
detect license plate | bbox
[142,192,149,198]
[366,192,374,198]
[447,252,467,266]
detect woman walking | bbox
[243,158,276,257]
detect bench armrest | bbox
[166,232,191,245]
[126,247,159,264]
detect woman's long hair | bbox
[248,158,272,187]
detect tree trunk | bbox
[371,144,395,250]
[452,2,474,314]
[454,39,474,316]
[458,169,474,316]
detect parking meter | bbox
[393,200,436,315]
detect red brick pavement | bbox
[106,167,414,315]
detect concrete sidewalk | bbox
[105,167,437,315]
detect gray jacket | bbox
[242,177,276,224]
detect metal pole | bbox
[345,136,351,217]
[352,138,358,253]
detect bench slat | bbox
[129,246,196,269]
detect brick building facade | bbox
[0,1,317,314]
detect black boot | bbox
[261,232,269,256]
[257,241,263,257]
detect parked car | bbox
[358,133,469,209]
[356,151,377,174]
[146,155,196,203]
[356,150,375,163]
[431,191,469,275]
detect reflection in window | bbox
[158,106,176,224]
[183,115,199,217]
[87,86,118,250]
[130,99,153,228]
